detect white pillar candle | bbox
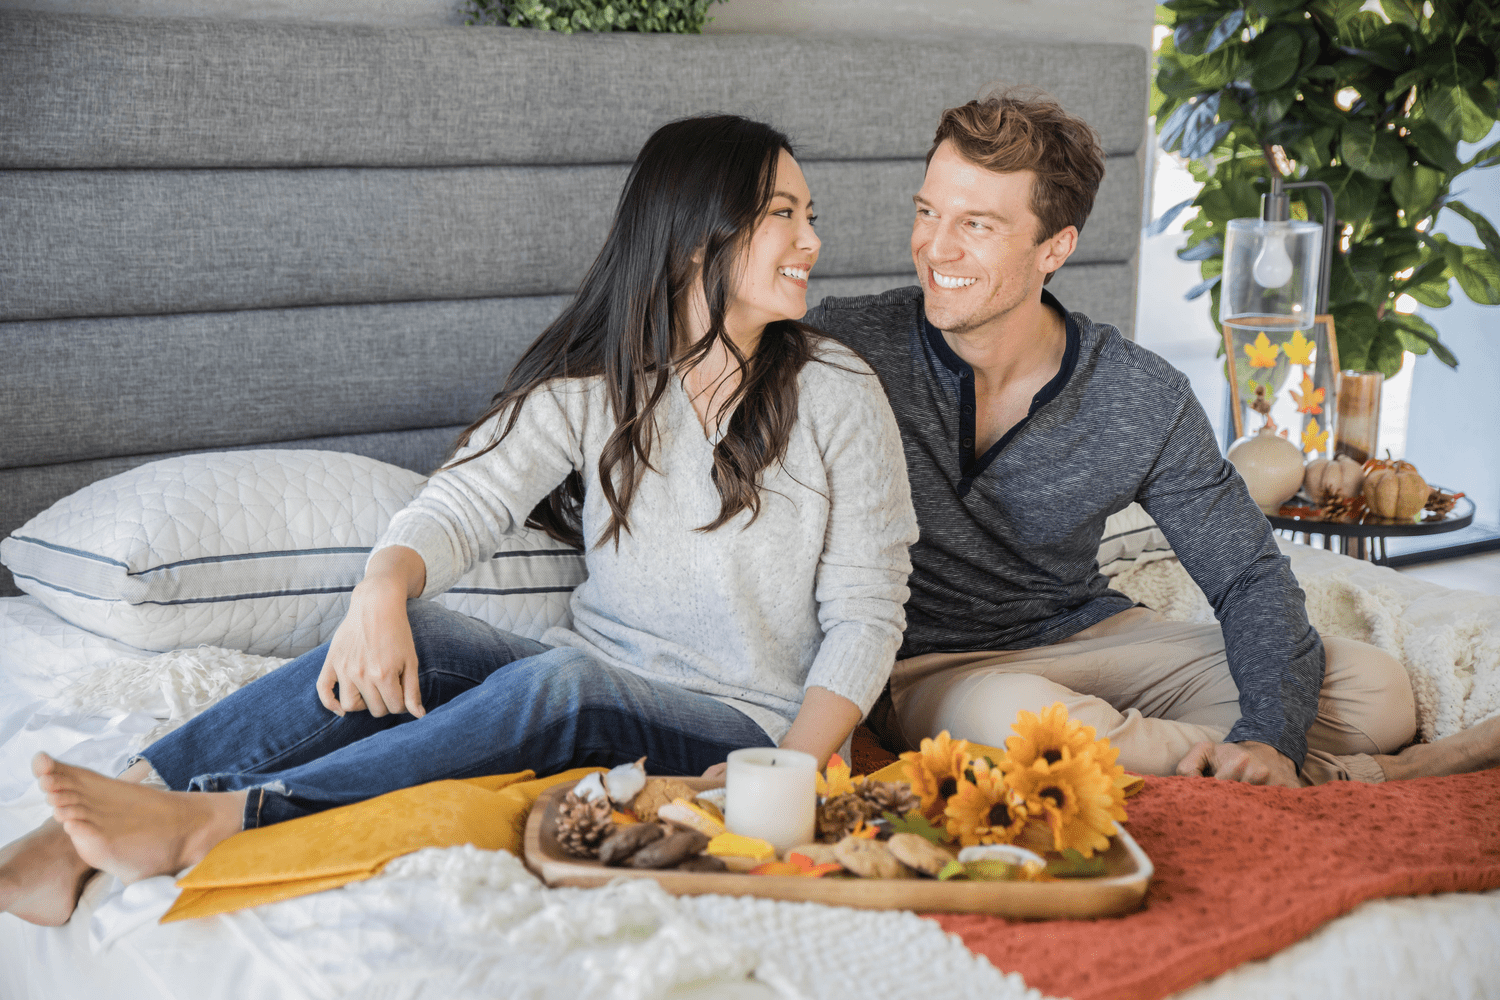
[724,747,817,853]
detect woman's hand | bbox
[316,546,428,718]
[778,686,862,771]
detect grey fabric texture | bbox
[1,156,1137,322]
[0,12,1149,168]
[1,297,565,470]
[0,428,462,597]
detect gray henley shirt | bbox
[807,285,1324,766]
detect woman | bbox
[1,114,918,922]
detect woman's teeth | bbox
[932,271,976,289]
[778,266,809,280]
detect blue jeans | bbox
[141,601,774,828]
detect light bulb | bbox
[1251,232,1294,289]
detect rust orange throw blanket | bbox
[928,769,1500,1000]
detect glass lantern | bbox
[1222,218,1322,328]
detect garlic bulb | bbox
[603,756,648,806]
[573,771,608,803]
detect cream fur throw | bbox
[1110,541,1500,741]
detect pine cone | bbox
[1319,492,1366,522]
[857,779,921,818]
[1424,488,1459,517]
[555,790,615,858]
[817,792,875,842]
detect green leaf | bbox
[1331,300,1380,369]
[1405,119,1464,174]
[1252,28,1305,92]
[1366,323,1408,376]
[1406,276,1454,308]
[1379,0,1421,30]
[1319,166,1382,225]
[1386,312,1459,367]
[936,859,966,881]
[1444,243,1500,304]
[1391,163,1444,219]
[882,810,949,846]
[1044,849,1109,879]
[1445,201,1500,256]
[1339,127,1408,180]
[1458,86,1496,143]
[1423,85,1466,141]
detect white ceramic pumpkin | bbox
[1228,426,1305,514]
[1303,454,1365,500]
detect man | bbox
[808,93,1499,787]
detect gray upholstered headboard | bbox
[0,12,1148,596]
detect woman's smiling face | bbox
[724,148,821,335]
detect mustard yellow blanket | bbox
[164,767,601,922]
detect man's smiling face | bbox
[910,140,1066,337]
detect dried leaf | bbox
[1045,848,1108,879]
[882,810,949,845]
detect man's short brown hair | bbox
[927,91,1106,249]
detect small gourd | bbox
[1303,454,1364,501]
[1363,459,1428,520]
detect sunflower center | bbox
[987,802,1012,827]
[1040,786,1065,807]
[1042,749,1062,764]
[939,777,957,799]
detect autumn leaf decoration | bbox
[1243,332,1280,368]
[1288,374,1324,414]
[1301,420,1329,455]
[1281,330,1315,367]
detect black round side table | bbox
[1267,491,1474,564]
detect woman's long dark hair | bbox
[446,114,820,550]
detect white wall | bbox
[0,0,1154,46]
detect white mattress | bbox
[3,546,1499,1000]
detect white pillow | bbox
[0,450,586,657]
[1097,503,1175,577]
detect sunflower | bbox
[943,757,1028,847]
[900,731,972,820]
[1005,750,1126,858]
[1003,702,1100,772]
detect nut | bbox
[886,833,956,877]
[832,836,912,879]
[631,778,700,821]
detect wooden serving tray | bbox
[522,777,1153,918]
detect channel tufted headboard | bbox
[0,12,1148,595]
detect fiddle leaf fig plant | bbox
[465,0,721,33]
[1152,0,1500,377]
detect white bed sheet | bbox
[2,559,1499,1000]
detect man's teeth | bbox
[932,271,977,289]
[778,266,809,280]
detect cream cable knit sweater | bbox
[373,343,918,741]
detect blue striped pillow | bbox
[0,450,584,657]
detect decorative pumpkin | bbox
[1303,454,1365,501]
[1363,462,1428,520]
[1228,426,1305,514]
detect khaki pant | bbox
[887,608,1415,785]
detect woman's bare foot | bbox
[33,753,247,885]
[1375,714,1500,781]
[0,819,95,926]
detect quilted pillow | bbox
[1097,503,1174,577]
[0,450,585,657]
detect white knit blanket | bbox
[48,543,1500,999]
